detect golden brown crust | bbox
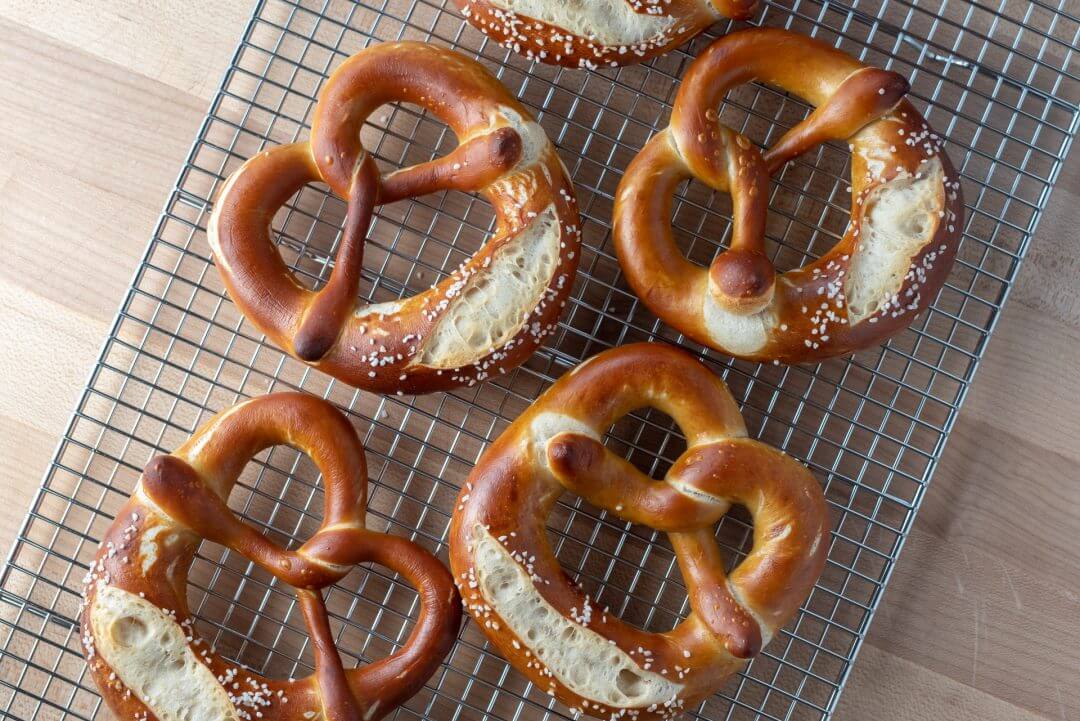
[452,0,758,68]
[209,41,581,394]
[448,343,829,719]
[614,28,964,363]
[80,393,462,721]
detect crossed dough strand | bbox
[449,343,829,719]
[80,393,461,721]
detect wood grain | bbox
[0,5,1076,721]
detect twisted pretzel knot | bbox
[452,0,758,68]
[81,393,461,721]
[615,28,963,363]
[210,41,581,395]
[449,344,828,719]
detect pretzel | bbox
[448,343,828,719]
[615,28,963,363]
[80,393,461,721]
[209,41,580,394]
[453,0,758,68]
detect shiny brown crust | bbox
[448,343,828,719]
[80,393,462,721]
[615,28,964,363]
[209,41,581,394]
[453,0,758,68]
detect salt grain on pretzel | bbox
[453,0,759,68]
[209,42,580,394]
[80,393,461,721]
[615,29,964,363]
[449,343,828,719]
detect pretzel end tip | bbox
[858,67,910,113]
[709,251,776,315]
[884,72,911,106]
[488,125,524,173]
[713,0,760,20]
[725,630,762,660]
[545,432,602,478]
[294,322,337,363]
[143,454,196,487]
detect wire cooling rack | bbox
[1,0,1077,719]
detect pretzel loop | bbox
[615,28,963,362]
[450,344,829,719]
[81,393,461,721]
[210,42,581,394]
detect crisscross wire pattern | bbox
[0,1,1076,720]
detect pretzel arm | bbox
[299,590,367,721]
[707,127,774,314]
[337,533,462,716]
[295,153,379,362]
[669,529,762,659]
[546,432,730,531]
[141,454,348,589]
[379,126,522,204]
[763,67,909,174]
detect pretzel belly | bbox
[471,525,683,708]
[411,204,563,369]
[484,0,677,46]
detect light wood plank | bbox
[0,17,207,211]
[0,19,207,514]
[0,1,248,100]
[860,515,1080,719]
[0,416,55,547]
[835,644,1055,721]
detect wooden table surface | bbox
[0,2,1077,720]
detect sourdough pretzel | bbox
[209,41,580,394]
[80,393,461,721]
[615,28,963,363]
[449,343,828,719]
[453,0,758,68]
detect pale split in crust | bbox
[614,28,964,363]
[209,41,581,395]
[80,393,461,721]
[452,0,759,67]
[449,343,830,719]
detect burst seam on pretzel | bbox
[453,0,759,68]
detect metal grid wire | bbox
[1,0,1077,719]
